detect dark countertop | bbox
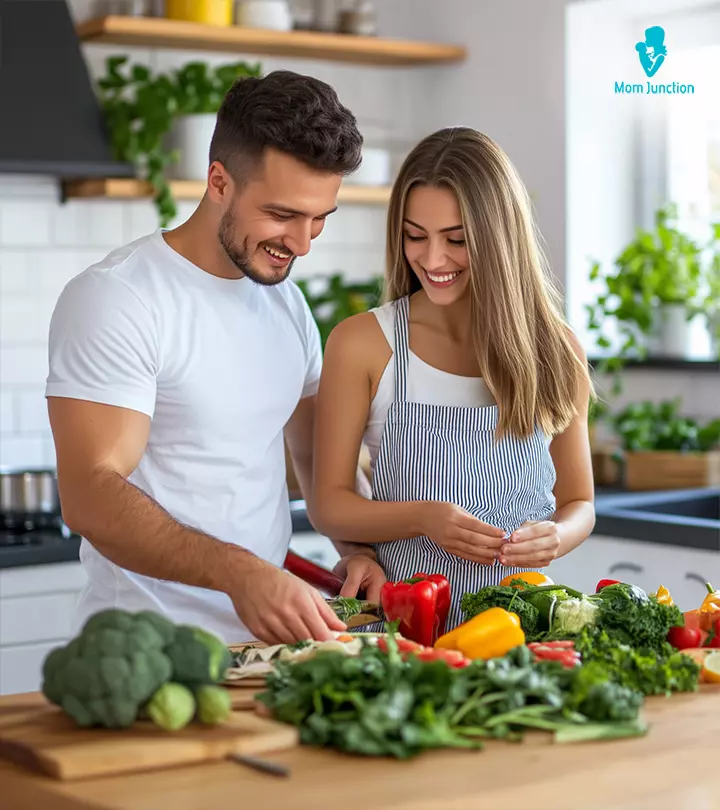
[1,487,717,570]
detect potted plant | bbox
[699,228,720,359]
[586,203,703,372]
[97,56,262,226]
[296,273,384,350]
[612,398,720,490]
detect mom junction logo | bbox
[614,26,695,96]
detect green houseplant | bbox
[97,56,262,226]
[585,203,703,384]
[699,225,720,359]
[611,398,720,490]
[296,273,384,350]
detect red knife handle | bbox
[284,550,344,596]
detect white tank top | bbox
[363,302,496,468]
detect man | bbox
[46,70,385,645]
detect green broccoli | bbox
[42,610,174,729]
[146,682,196,731]
[42,609,233,730]
[194,684,232,724]
[164,625,232,685]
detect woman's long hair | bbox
[384,127,591,440]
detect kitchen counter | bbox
[2,687,720,810]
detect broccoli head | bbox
[164,626,232,685]
[42,610,174,729]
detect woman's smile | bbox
[423,268,462,288]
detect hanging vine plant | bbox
[97,56,262,226]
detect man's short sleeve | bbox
[299,295,323,400]
[45,271,158,417]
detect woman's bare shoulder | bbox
[326,310,392,381]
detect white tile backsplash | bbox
[0,201,53,247]
[52,201,126,248]
[0,250,31,295]
[0,436,46,469]
[17,389,51,436]
[0,392,16,435]
[0,347,49,388]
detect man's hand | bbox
[499,520,561,568]
[228,559,346,645]
[334,554,387,603]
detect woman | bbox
[311,127,595,630]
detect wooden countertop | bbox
[3,688,720,810]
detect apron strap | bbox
[393,296,410,402]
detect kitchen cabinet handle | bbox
[609,562,644,574]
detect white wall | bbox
[399,0,569,293]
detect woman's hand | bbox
[421,502,507,564]
[499,520,561,567]
[334,554,387,603]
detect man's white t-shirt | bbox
[45,230,322,643]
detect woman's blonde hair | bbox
[384,127,591,440]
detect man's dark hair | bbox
[209,70,363,179]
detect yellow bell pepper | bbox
[655,585,674,606]
[434,607,526,660]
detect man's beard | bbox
[218,208,295,286]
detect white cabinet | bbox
[0,562,86,696]
[548,534,720,610]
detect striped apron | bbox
[371,296,557,631]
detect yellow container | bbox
[165,0,233,26]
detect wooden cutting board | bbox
[0,697,297,781]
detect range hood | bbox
[0,0,133,178]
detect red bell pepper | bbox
[411,572,451,637]
[595,578,622,592]
[379,573,451,647]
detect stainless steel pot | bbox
[0,468,61,531]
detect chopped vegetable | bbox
[700,651,720,684]
[327,597,383,624]
[528,641,581,669]
[435,608,525,661]
[194,684,232,724]
[499,572,554,588]
[146,682,196,731]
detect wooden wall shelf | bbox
[76,16,466,66]
[62,178,391,206]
